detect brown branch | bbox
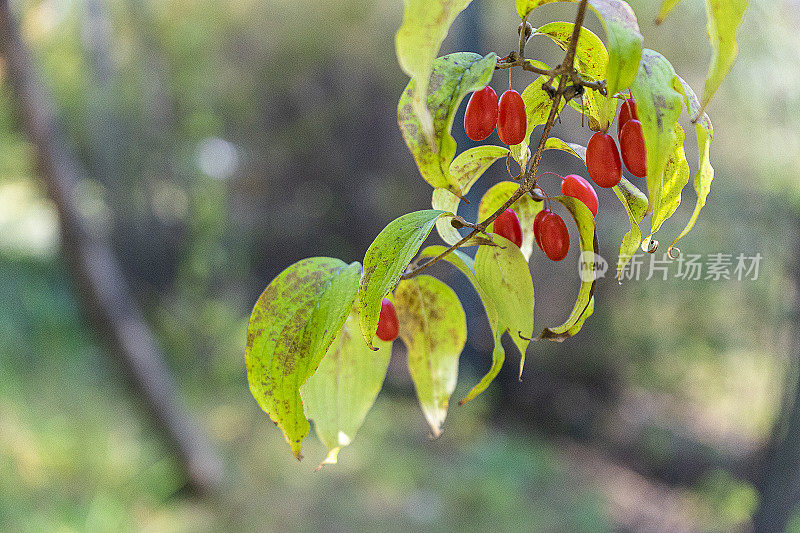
[402,0,591,280]
[0,1,223,493]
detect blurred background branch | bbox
[0,0,222,493]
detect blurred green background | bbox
[0,0,797,531]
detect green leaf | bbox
[478,181,543,262]
[649,123,690,239]
[395,0,473,146]
[419,247,504,404]
[668,75,715,253]
[475,235,534,378]
[510,76,565,168]
[433,145,511,246]
[358,210,449,348]
[584,0,643,95]
[535,22,614,128]
[655,0,683,24]
[396,275,467,437]
[246,258,361,459]
[612,177,649,278]
[701,0,749,110]
[398,52,498,197]
[539,196,598,341]
[630,49,684,226]
[301,311,391,469]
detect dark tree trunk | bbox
[0,0,222,493]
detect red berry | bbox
[464,86,499,141]
[493,208,523,248]
[620,119,647,178]
[586,132,622,188]
[538,211,570,261]
[375,298,399,342]
[497,89,527,146]
[617,98,638,138]
[533,209,546,251]
[561,174,598,217]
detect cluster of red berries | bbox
[464,86,527,146]
[492,171,597,262]
[586,97,646,188]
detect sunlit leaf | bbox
[396,275,467,437]
[630,49,684,231]
[301,311,391,469]
[539,196,597,341]
[650,123,690,238]
[514,1,643,96]
[433,145,510,246]
[669,75,715,253]
[478,181,543,262]
[418,247,504,403]
[613,177,649,277]
[246,258,361,459]
[700,0,749,110]
[475,235,534,378]
[655,0,683,24]
[395,0,474,145]
[535,22,614,128]
[510,76,565,168]
[517,0,549,18]
[398,53,497,197]
[544,137,586,161]
[358,210,450,348]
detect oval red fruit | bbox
[533,209,547,251]
[464,86,499,141]
[493,208,523,248]
[561,174,598,217]
[617,98,638,137]
[497,89,527,146]
[539,211,570,261]
[375,298,399,342]
[620,119,647,178]
[586,132,622,188]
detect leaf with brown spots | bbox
[245,258,361,459]
[395,0,474,147]
[629,49,684,242]
[301,310,391,470]
[395,275,466,437]
[398,52,497,197]
[474,235,534,379]
[358,209,450,348]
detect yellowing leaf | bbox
[668,75,715,253]
[246,258,361,459]
[539,196,597,341]
[475,235,534,378]
[433,145,510,246]
[395,0,473,145]
[301,311,391,469]
[701,0,749,110]
[630,49,684,226]
[396,275,467,437]
[478,181,543,262]
[398,52,497,197]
